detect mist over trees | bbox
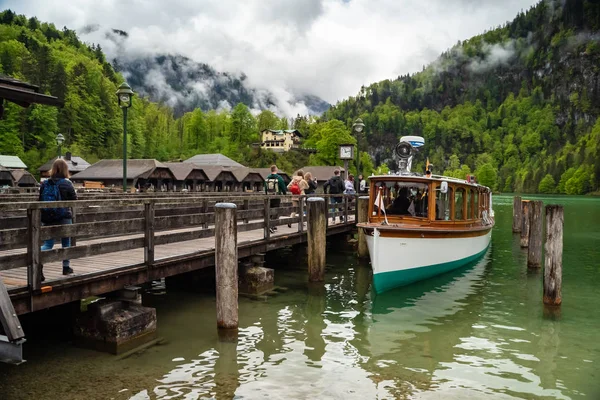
[325,0,600,194]
[1,1,599,195]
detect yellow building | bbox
[260,129,302,153]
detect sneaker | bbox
[63,266,74,275]
[269,227,275,234]
[287,223,292,228]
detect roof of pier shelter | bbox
[184,153,245,168]
[10,169,38,186]
[70,159,175,181]
[300,166,345,180]
[0,74,63,119]
[164,162,209,181]
[230,167,264,183]
[0,167,14,183]
[0,155,27,169]
[38,155,91,174]
[201,166,240,182]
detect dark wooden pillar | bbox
[307,197,326,282]
[512,196,522,233]
[544,205,563,306]
[215,203,238,330]
[528,200,543,268]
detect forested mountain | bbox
[113,54,330,117]
[0,10,319,175]
[325,0,600,194]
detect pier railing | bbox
[0,194,357,291]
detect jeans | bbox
[41,218,72,268]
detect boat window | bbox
[474,190,480,219]
[435,185,452,221]
[454,188,465,220]
[372,180,429,218]
[467,189,473,219]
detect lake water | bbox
[0,195,598,399]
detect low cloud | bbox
[7,0,539,112]
[467,41,517,73]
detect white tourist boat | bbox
[357,136,494,294]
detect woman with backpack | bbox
[39,158,77,279]
[287,170,308,227]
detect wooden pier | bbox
[0,194,357,316]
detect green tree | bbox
[538,174,556,194]
[476,163,497,189]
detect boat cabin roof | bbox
[368,173,490,191]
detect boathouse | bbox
[231,167,265,192]
[70,159,175,190]
[164,162,209,192]
[38,152,91,178]
[202,166,239,192]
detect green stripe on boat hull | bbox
[373,245,490,294]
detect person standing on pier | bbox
[304,172,318,195]
[264,165,287,233]
[324,169,345,223]
[287,170,308,228]
[39,158,77,278]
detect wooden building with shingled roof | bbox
[164,162,209,192]
[38,152,91,178]
[71,159,175,190]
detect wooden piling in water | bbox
[307,197,326,282]
[357,196,369,258]
[215,203,238,330]
[544,205,563,306]
[512,196,522,233]
[527,200,543,268]
[520,200,531,248]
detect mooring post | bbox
[512,196,522,233]
[527,200,544,268]
[357,196,370,258]
[520,200,531,248]
[307,197,326,282]
[215,203,238,330]
[544,205,563,306]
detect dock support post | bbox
[215,203,238,330]
[512,196,522,233]
[242,199,249,224]
[307,197,326,282]
[263,198,271,239]
[544,205,563,306]
[520,200,531,248]
[27,208,42,291]
[298,196,305,233]
[144,202,155,265]
[527,200,543,268]
[357,196,369,258]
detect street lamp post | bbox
[116,82,134,193]
[56,133,65,158]
[352,118,365,175]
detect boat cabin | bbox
[368,176,492,226]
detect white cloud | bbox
[6,0,539,105]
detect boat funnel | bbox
[396,136,424,173]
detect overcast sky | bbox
[5,0,539,104]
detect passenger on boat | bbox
[387,187,411,215]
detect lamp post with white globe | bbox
[352,118,365,175]
[116,82,134,193]
[55,133,65,159]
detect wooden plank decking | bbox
[0,217,352,292]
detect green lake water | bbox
[0,194,598,399]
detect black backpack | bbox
[328,176,343,194]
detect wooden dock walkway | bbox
[0,194,357,315]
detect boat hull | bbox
[365,229,491,293]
